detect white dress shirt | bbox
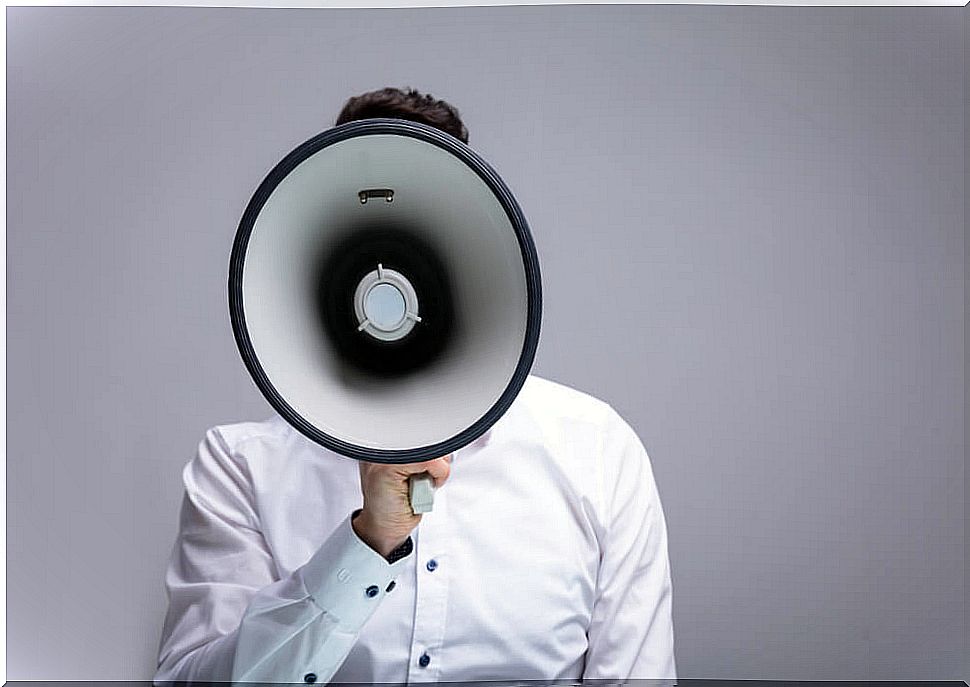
[154,374,677,684]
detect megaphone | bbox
[228,118,541,511]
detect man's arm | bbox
[153,427,417,685]
[583,408,677,682]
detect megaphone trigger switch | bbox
[353,263,421,342]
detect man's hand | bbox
[352,455,452,558]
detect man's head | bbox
[335,87,469,144]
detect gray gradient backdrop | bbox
[6,5,966,681]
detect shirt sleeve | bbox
[583,407,678,683]
[153,427,411,686]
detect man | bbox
[154,87,677,685]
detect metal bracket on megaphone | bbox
[409,473,435,514]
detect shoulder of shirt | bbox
[206,412,294,451]
[517,374,621,430]
[516,375,646,460]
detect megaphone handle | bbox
[409,472,436,514]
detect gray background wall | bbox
[6,5,966,680]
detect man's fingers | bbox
[423,457,452,488]
[396,455,451,474]
[360,455,453,490]
[360,455,448,473]
[396,455,452,487]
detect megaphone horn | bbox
[228,118,542,485]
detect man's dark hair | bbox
[335,87,469,144]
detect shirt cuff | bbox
[298,511,412,631]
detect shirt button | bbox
[418,653,431,668]
[304,673,317,684]
[365,585,379,598]
[386,580,396,593]
[426,559,438,572]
